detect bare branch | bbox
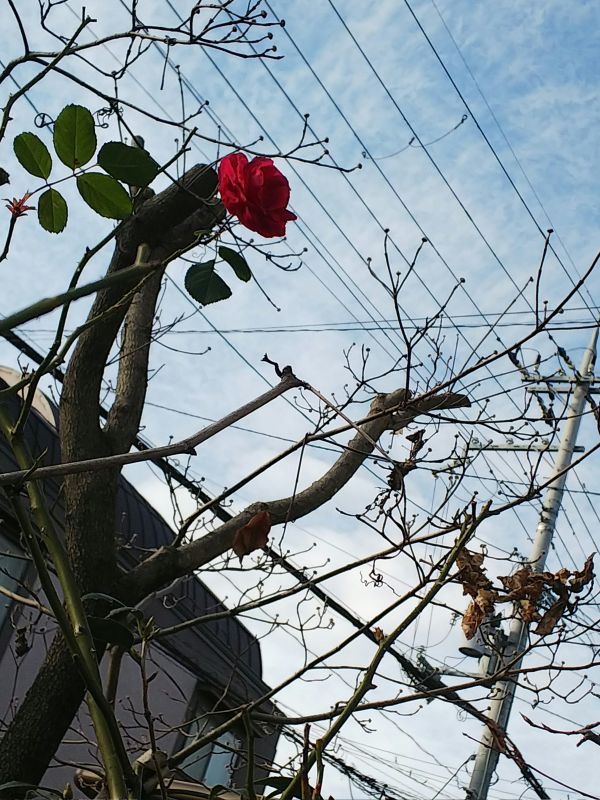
[126,388,470,599]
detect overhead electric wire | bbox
[325,1,540,305]
[428,0,576,280]
[4,7,596,788]
[162,1,501,397]
[243,2,545,423]
[18,307,600,336]
[415,0,598,315]
[0,58,47,118]
[482,444,577,567]
[65,0,498,528]
[319,1,600,498]
[151,11,408,365]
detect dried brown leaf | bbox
[232,510,271,558]
[534,598,568,636]
[461,588,497,639]
[372,626,385,643]
[388,461,415,490]
[517,599,540,624]
[570,554,595,593]
[456,548,492,597]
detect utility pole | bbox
[466,324,599,800]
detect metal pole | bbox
[466,325,598,800]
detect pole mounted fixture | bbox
[466,323,599,800]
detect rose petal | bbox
[218,153,296,238]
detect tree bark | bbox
[0,633,84,787]
[0,162,471,790]
[126,389,471,599]
[0,165,223,786]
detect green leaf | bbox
[107,605,142,623]
[53,104,97,169]
[76,172,132,219]
[37,188,67,233]
[98,141,160,187]
[81,592,125,608]
[13,132,52,179]
[88,616,134,650]
[185,261,232,306]
[218,245,251,282]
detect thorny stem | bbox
[0,257,162,338]
[13,241,150,436]
[0,216,18,264]
[105,646,124,709]
[243,713,257,800]
[0,405,134,798]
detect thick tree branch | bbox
[126,389,470,600]
[104,261,165,450]
[0,165,225,786]
[0,374,304,484]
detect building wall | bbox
[0,527,278,797]
[0,390,279,795]
[0,598,197,788]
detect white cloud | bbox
[1,0,600,795]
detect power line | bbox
[253,1,572,448]
[260,3,536,375]
[10,0,600,756]
[325,0,533,302]
[404,0,598,316]
[14,303,600,335]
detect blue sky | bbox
[1,0,600,796]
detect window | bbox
[178,693,243,787]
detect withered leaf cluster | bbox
[456,549,595,640]
[456,548,496,640]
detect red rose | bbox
[218,153,297,238]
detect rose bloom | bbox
[218,153,297,238]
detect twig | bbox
[0,583,53,616]
[0,372,304,484]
